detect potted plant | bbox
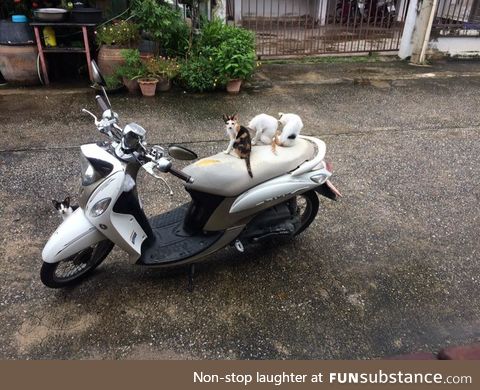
[115,49,145,94]
[145,56,180,92]
[95,20,140,77]
[0,1,44,85]
[215,29,256,94]
[137,75,158,97]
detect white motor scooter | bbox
[41,61,341,289]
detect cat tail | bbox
[245,155,253,178]
[272,130,282,152]
[271,137,278,154]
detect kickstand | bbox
[187,264,195,293]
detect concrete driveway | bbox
[0,61,479,359]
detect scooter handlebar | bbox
[96,95,109,112]
[151,157,193,183]
[168,166,193,184]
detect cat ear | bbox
[222,114,228,123]
[64,196,70,207]
[52,199,60,209]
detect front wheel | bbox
[40,240,114,288]
[291,190,320,236]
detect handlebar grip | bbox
[169,166,193,183]
[96,95,109,112]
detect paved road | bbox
[1,62,479,359]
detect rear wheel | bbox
[40,240,114,288]
[291,190,319,236]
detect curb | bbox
[2,70,480,96]
[246,70,480,90]
[387,343,480,360]
[0,87,92,96]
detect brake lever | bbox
[82,108,121,142]
[142,161,173,196]
[81,108,99,125]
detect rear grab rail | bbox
[291,135,326,176]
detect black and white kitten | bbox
[52,196,78,220]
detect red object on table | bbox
[31,22,96,85]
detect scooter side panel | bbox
[110,211,147,260]
[42,208,105,263]
[230,168,332,214]
[203,169,331,231]
[85,170,147,260]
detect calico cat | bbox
[274,112,304,147]
[223,114,253,178]
[52,196,78,220]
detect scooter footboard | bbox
[42,208,105,264]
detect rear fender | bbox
[42,208,105,264]
[315,180,343,201]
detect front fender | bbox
[42,208,105,264]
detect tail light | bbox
[326,160,334,173]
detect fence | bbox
[227,0,409,57]
[432,0,480,35]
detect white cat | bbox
[275,112,303,147]
[248,114,278,146]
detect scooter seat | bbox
[183,138,315,197]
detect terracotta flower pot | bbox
[98,45,125,77]
[140,52,154,64]
[138,78,159,97]
[156,76,172,92]
[226,78,242,94]
[122,77,139,94]
[0,44,39,85]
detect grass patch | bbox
[261,53,383,65]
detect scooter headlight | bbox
[89,198,112,217]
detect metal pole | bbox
[399,0,419,59]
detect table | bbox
[30,22,97,85]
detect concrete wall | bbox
[428,36,480,56]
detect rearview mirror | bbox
[168,145,198,161]
[91,60,106,86]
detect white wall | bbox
[238,0,312,18]
[428,36,480,56]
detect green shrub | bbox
[145,56,180,80]
[104,74,123,89]
[179,55,219,92]
[197,19,255,53]
[95,20,140,47]
[115,49,146,80]
[131,0,190,57]
[215,32,256,82]
[179,19,257,91]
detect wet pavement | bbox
[0,60,479,359]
